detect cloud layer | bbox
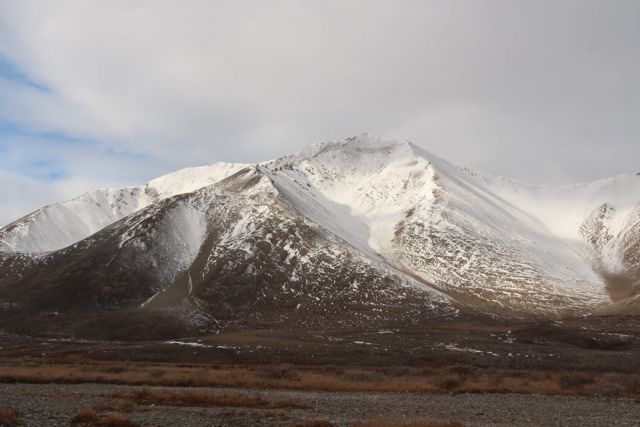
[0,0,639,225]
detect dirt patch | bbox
[0,405,21,426]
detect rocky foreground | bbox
[1,382,640,427]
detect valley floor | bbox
[2,316,640,426]
[1,382,639,426]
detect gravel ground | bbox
[1,383,639,426]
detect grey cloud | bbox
[0,0,638,209]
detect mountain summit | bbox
[1,135,639,339]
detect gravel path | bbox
[1,383,639,426]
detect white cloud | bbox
[0,0,639,224]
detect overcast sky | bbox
[0,0,639,226]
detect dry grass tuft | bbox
[70,409,138,426]
[110,387,310,409]
[92,400,137,413]
[257,364,300,381]
[0,406,20,426]
[70,408,99,424]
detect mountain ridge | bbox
[1,135,639,338]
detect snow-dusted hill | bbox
[0,162,245,252]
[0,135,639,338]
[258,136,640,314]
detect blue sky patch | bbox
[0,56,49,92]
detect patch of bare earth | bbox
[0,405,21,426]
[70,408,139,426]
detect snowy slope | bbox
[0,162,246,252]
[1,134,639,318]
[396,144,610,312]
[145,162,244,199]
[260,136,423,260]
[477,172,640,273]
[478,173,640,241]
[261,136,621,313]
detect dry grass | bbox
[70,408,139,426]
[0,406,20,426]
[2,358,640,397]
[110,387,310,409]
[70,408,99,424]
[92,400,138,413]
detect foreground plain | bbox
[1,383,639,426]
[1,315,640,426]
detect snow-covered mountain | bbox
[0,135,639,338]
[0,162,245,252]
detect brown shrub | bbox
[447,365,477,379]
[342,369,381,383]
[558,372,596,389]
[100,366,127,374]
[92,400,137,413]
[0,406,20,426]
[379,366,413,377]
[110,387,310,409]
[316,365,344,375]
[597,374,640,396]
[70,409,138,427]
[438,378,461,391]
[70,408,99,424]
[147,369,165,379]
[622,377,640,395]
[257,364,299,381]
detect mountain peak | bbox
[265,135,420,175]
[302,133,409,156]
[2,134,640,338]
